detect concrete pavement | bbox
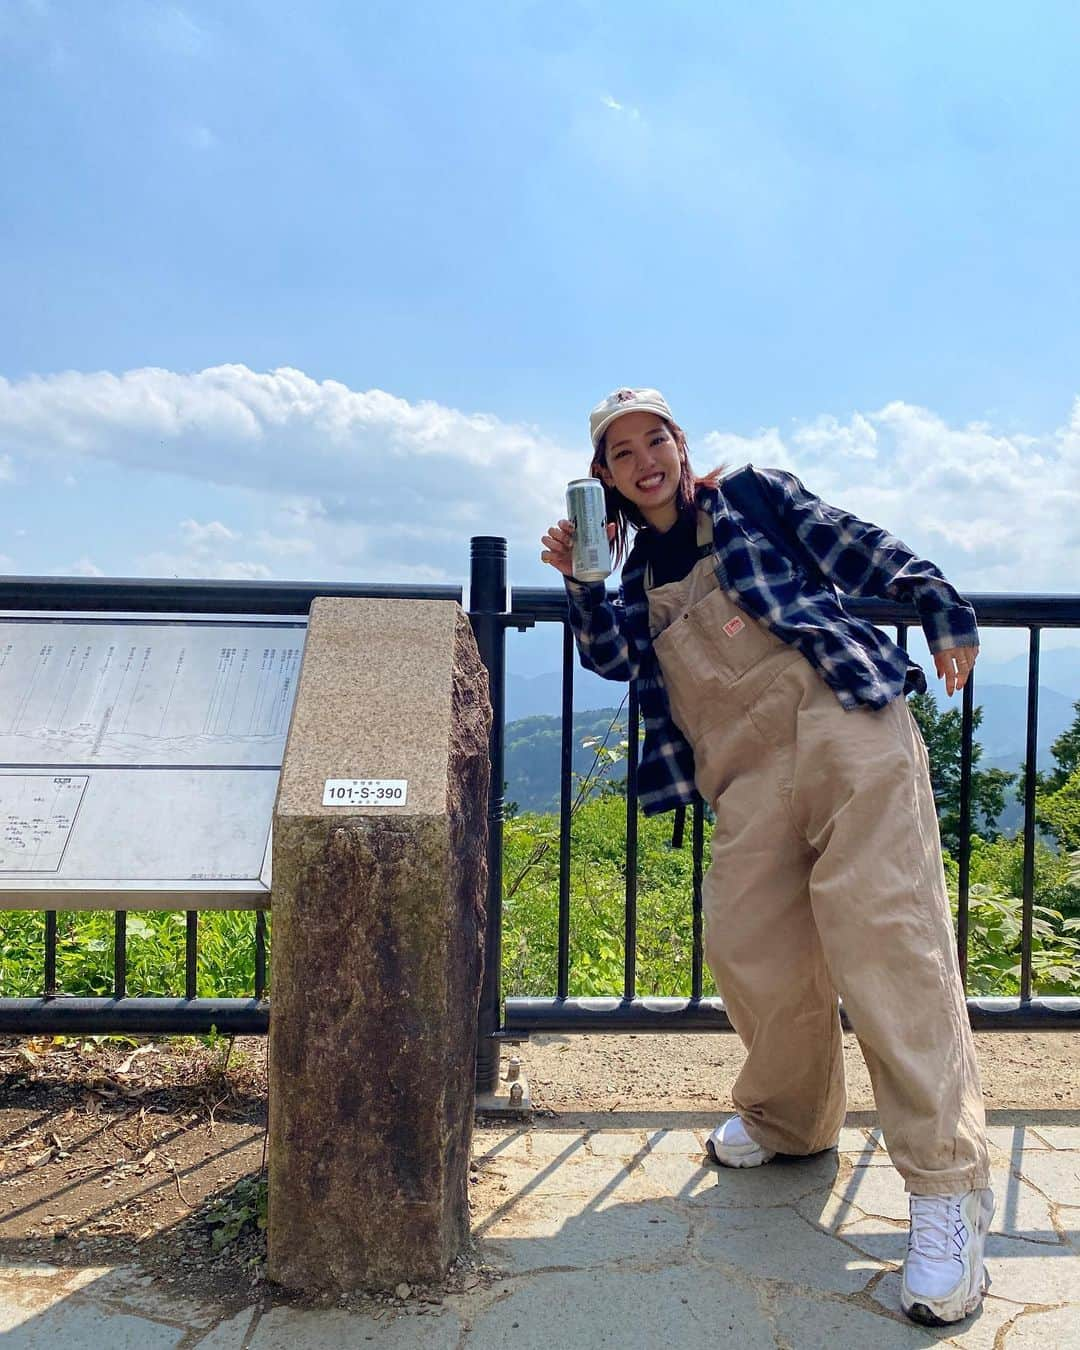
[2,1117,1078,1348]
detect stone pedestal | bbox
[267,598,490,1294]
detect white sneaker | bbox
[901,1188,994,1326]
[705,1115,776,1168]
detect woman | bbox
[540,386,994,1328]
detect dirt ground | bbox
[1,1029,1078,1310]
[520,1027,1080,1118]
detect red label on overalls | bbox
[723,616,745,637]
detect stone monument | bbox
[267,597,490,1293]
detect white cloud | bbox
[0,455,12,482]
[0,363,583,583]
[61,558,104,577]
[251,531,316,558]
[702,398,1080,592]
[702,425,794,471]
[137,553,273,581]
[136,518,269,580]
[180,518,239,550]
[602,95,640,120]
[1,363,1077,593]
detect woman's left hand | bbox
[934,645,978,697]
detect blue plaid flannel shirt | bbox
[563,467,979,817]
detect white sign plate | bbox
[323,778,409,807]
[0,614,306,904]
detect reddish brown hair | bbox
[590,419,726,566]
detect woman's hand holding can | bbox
[540,519,578,577]
[541,520,616,579]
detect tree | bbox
[907,691,1016,854]
[1036,769,1080,854]
[1031,701,1080,853]
[1037,699,1080,794]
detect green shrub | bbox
[503,795,716,998]
[502,800,1080,1001]
[950,881,1080,997]
[0,909,269,999]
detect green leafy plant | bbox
[0,909,270,1000]
[504,791,713,999]
[953,881,1080,996]
[203,1174,267,1253]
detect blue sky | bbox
[2,0,1079,673]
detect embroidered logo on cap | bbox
[723,616,745,637]
[615,389,635,403]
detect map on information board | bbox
[0,617,308,906]
[0,774,87,872]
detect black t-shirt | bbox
[638,506,704,587]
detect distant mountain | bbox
[505,666,624,723]
[508,648,1080,724]
[978,647,1080,696]
[504,706,627,815]
[502,679,1078,824]
[971,684,1076,773]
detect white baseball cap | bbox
[589,386,674,450]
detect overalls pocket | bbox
[652,587,777,737]
[683,587,777,682]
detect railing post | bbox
[469,536,508,1094]
[1020,627,1041,1004]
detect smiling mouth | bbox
[636,472,665,491]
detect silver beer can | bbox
[566,477,612,582]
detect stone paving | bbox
[2,1119,1078,1347]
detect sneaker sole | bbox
[902,1190,995,1326]
[904,1270,991,1329]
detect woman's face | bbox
[597,411,683,529]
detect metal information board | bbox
[0,615,306,908]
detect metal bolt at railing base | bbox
[509,1082,524,1107]
[506,1055,521,1082]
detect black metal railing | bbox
[467,541,1080,1063]
[0,575,461,1040]
[3,562,1079,1092]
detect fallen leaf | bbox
[117,1045,156,1075]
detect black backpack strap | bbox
[670,804,686,848]
[721,465,835,594]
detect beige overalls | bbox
[647,511,989,1196]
